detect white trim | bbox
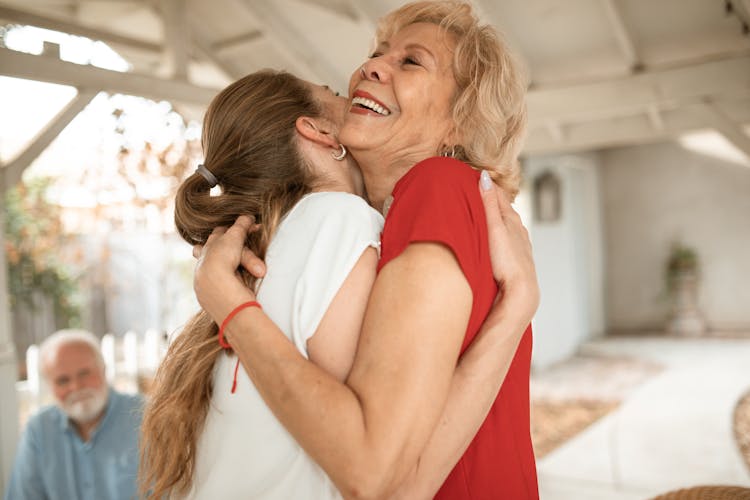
[0,48,218,104]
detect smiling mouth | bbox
[351,96,391,116]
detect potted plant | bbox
[665,242,705,336]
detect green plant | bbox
[4,177,81,326]
[665,243,699,295]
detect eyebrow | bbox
[321,85,339,96]
[405,43,437,62]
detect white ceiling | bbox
[1,0,749,174]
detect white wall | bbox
[600,141,750,332]
[524,153,606,368]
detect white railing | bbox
[16,329,167,423]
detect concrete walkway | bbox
[536,336,750,500]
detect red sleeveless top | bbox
[377,157,538,499]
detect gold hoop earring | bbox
[332,144,347,161]
[441,145,456,158]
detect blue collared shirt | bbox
[4,389,144,500]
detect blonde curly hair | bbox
[376,0,528,198]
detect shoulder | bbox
[297,192,383,224]
[285,192,384,239]
[24,405,63,432]
[389,157,482,218]
[109,390,145,418]
[397,157,479,194]
[19,405,65,448]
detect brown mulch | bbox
[530,399,619,458]
[734,389,750,473]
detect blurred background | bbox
[0,0,749,498]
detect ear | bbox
[295,116,339,149]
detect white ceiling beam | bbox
[698,98,750,159]
[545,121,565,144]
[143,0,245,86]
[0,5,161,53]
[2,88,97,185]
[191,36,245,81]
[302,0,359,21]
[647,105,665,132]
[734,0,750,26]
[600,0,639,69]
[0,47,218,104]
[160,0,189,80]
[0,2,238,85]
[238,0,347,89]
[347,0,387,30]
[527,56,750,124]
[212,30,263,53]
[523,100,750,157]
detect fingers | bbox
[222,215,254,244]
[192,215,262,260]
[479,173,507,238]
[479,171,510,282]
[240,247,266,278]
[495,187,522,225]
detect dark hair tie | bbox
[196,164,218,188]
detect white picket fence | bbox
[17,329,167,420]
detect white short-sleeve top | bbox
[188,192,383,499]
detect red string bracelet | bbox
[231,359,241,394]
[218,300,262,349]
[218,300,262,394]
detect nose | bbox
[71,376,84,392]
[360,57,390,83]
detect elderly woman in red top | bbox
[195,1,538,498]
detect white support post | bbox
[25,346,41,409]
[101,333,116,384]
[161,0,190,81]
[0,175,19,493]
[123,331,139,393]
[142,329,161,376]
[600,0,639,70]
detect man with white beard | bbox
[4,329,144,500]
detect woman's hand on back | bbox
[478,171,540,324]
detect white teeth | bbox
[352,96,391,115]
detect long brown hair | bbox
[139,70,323,498]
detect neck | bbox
[351,149,419,213]
[311,160,364,197]
[73,411,105,442]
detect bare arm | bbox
[195,231,472,499]
[307,247,378,382]
[390,177,539,498]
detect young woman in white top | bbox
[140,69,535,498]
[140,70,380,499]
